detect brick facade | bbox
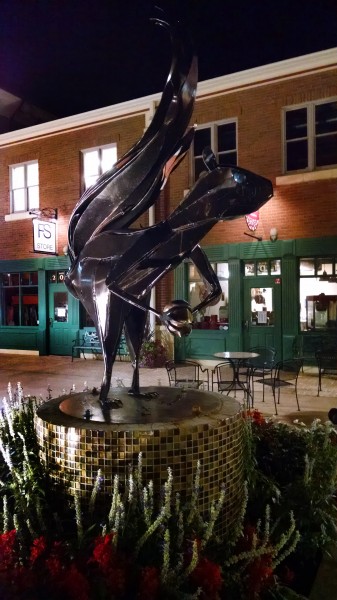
[0,49,336,318]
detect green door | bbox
[48,281,77,355]
[243,276,282,360]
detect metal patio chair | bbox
[245,346,276,406]
[165,360,207,389]
[257,358,302,415]
[213,360,251,406]
[316,350,337,396]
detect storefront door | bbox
[48,277,77,355]
[243,276,282,360]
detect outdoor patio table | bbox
[213,351,259,401]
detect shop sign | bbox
[33,219,57,254]
[245,211,259,231]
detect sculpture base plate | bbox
[58,386,228,425]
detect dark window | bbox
[2,272,38,326]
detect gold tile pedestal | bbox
[35,386,244,533]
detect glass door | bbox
[48,274,77,355]
[243,276,282,360]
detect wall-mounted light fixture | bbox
[63,245,69,256]
[270,227,278,242]
[29,207,58,220]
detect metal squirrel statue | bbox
[65,12,273,407]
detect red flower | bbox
[244,409,266,425]
[190,557,223,600]
[137,566,160,600]
[30,535,47,564]
[61,563,90,600]
[90,533,115,571]
[246,554,274,598]
[0,529,17,567]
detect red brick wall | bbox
[0,114,145,260]
[168,68,337,246]
[1,66,336,311]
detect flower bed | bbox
[0,386,336,599]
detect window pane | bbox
[271,259,281,275]
[245,262,255,276]
[11,165,25,188]
[218,122,236,151]
[188,262,228,327]
[317,260,333,276]
[286,108,307,140]
[286,140,308,171]
[54,292,68,322]
[28,185,39,209]
[12,189,26,212]
[101,146,117,172]
[300,259,315,276]
[316,134,337,167]
[218,150,237,165]
[84,150,99,177]
[194,157,208,180]
[217,262,229,278]
[251,287,273,326]
[300,277,337,331]
[3,289,19,325]
[257,261,268,275]
[194,128,211,156]
[27,162,39,185]
[22,287,38,326]
[315,101,337,135]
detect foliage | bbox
[139,328,169,368]
[247,411,337,563]
[0,395,335,599]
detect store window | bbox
[2,272,38,326]
[192,121,237,181]
[284,99,337,172]
[10,161,39,213]
[299,258,337,331]
[188,262,229,329]
[244,259,281,276]
[82,144,117,189]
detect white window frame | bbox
[9,160,39,214]
[81,143,117,190]
[282,97,337,174]
[191,119,238,183]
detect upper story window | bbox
[10,161,39,213]
[192,120,237,182]
[284,99,337,173]
[82,144,117,189]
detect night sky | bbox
[1,0,336,118]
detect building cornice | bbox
[0,47,336,147]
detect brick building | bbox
[0,47,336,360]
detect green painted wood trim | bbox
[282,255,298,335]
[174,263,188,301]
[199,235,337,261]
[0,256,70,272]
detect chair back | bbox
[316,350,337,375]
[165,360,202,388]
[247,347,276,370]
[214,361,236,393]
[275,358,302,383]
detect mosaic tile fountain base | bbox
[35,386,244,534]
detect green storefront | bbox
[174,235,337,364]
[0,235,336,361]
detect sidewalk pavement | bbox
[0,353,335,423]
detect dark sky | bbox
[1,0,336,118]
